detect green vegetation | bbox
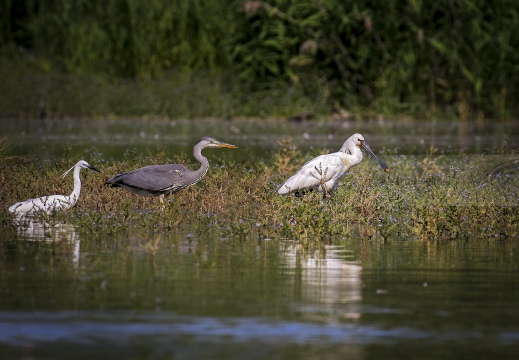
[0,58,330,118]
[1,1,518,240]
[2,141,517,241]
[1,0,518,119]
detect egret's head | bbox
[78,160,100,172]
[61,160,100,179]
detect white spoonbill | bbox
[9,160,100,215]
[278,133,389,197]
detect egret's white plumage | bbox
[278,133,389,196]
[9,160,100,216]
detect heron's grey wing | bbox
[107,164,190,192]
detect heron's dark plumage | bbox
[106,164,192,196]
[105,137,237,198]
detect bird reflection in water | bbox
[281,244,362,322]
[14,216,80,266]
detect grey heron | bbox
[278,133,389,197]
[9,160,100,215]
[105,136,237,199]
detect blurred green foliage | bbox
[1,0,518,119]
[14,0,231,77]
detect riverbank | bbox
[2,140,517,241]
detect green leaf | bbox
[428,38,448,54]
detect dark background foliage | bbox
[1,0,518,119]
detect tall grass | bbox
[1,142,517,241]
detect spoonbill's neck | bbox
[343,144,363,166]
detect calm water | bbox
[1,117,519,359]
[1,225,518,359]
[2,117,518,160]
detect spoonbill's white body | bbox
[9,160,99,216]
[278,133,389,196]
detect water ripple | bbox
[0,311,497,347]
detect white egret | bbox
[9,160,100,215]
[278,133,389,197]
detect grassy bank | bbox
[1,141,517,242]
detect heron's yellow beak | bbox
[216,142,238,149]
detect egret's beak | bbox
[361,141,390,173]
[61,163,101,179]
[88,165,101,173]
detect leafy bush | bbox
[1,0,518,118]
[230,0,519,118]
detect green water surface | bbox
[1,225,518,360]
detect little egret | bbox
[278,133,389,197]
[105,137,237,200]
[9,160,100,215]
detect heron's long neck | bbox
[193,144,210,182]
[69,166,82,203]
